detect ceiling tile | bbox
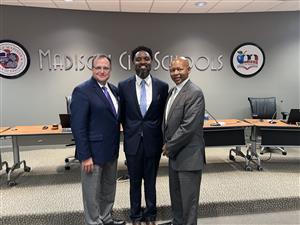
[87,0,120,12]
[181,0,219,13]
[239,0,282,12]
[54,0,89,10]
[121,0,153,12]
[209,0,253,13]
[270,1,300,11]
[151,0,185,13]
[19,0,56,8]
[0,0,23,6]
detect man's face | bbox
[133,51,152,79]
[92,57,111,85]
[169,58,190,85]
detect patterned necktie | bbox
[140,79,147,117]
[165,88,177,122]
[102,86,117,116]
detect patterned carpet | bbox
[0,146,299,225]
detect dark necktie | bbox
[102,86,117,116]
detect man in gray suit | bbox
[162,56,205,225]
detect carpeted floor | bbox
[0,146,299,225]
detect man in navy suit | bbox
[71,55,125,225]
[118,46,169,225]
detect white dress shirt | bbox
[98,82,119,114]
[135,75,152,111]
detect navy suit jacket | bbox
[118,75,168,157]
[71,77,120,165]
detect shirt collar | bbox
[175,78,189,92]
[136,74,151,86]
[97,82,109,89]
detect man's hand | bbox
[162,144,169,157]
[82,157,94,173]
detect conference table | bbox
[204,119,257,171]
[0,125,73,186]
[244,119,300,152]
[0,127,11,172]
[1,119,299,186]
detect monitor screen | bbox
[287,109,300,124]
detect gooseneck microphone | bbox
[269,111,277,124]
[205,109,221,126]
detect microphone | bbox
[205,109,221,126]
[269,111,277,124]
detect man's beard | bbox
[136,67,151,79]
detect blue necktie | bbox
[140,80,147,117]
[102,86,117,116]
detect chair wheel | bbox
[282,152,287,155]
[229,155,235,161]
[24,167,31,172]
[8,180,16,187]
[257,166,263,171]
[65,166,70,170]
[245,166,252,171]
[65,158,69,163]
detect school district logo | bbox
[0,40,30,79]
[231,43,265,78]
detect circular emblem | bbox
[0,40,30,79]
[231,43,265,78]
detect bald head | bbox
[169,56,191,85]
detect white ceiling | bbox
[1,0,299,13]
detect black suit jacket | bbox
[118,75,168,157]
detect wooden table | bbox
[0,127,11,172]
[244,119,300,147]
[203,119,256,171]
[0,125,73,186]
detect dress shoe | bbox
[145,221,156,225]
[132,221,141,225]
[105,219,126,225]
[158,222,172,225]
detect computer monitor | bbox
[59,114,71,131]
[287,109,300,124]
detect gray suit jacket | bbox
[163,80,205,171]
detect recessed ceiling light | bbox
[64,0,73,2]
[195,1,207,7]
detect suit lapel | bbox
[108,83,120,118]
[166,80,191,123]
[91,78,117,117]
[146,76,157,115]
[163,87,175,129]
[130,76,143,117]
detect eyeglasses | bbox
[93,66,110,72]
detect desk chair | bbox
[0,151,10,174]
[248,97,286,155]
[64,96,79,170]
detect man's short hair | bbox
[92,54,111,68]
[131,46,153,62]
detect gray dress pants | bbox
[169,169,202,225]
[81,159,118,225]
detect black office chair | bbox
[64,96,79,170]
[248,97,286,155]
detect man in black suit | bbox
[118,46,169,225]
[71,55,125,225]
